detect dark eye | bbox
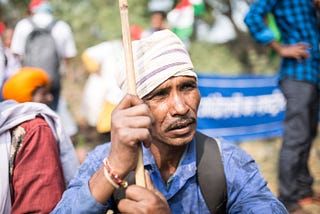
[180,81,197,91]
[143,88,168,102]
[152,89,168,99]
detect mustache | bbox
[165,117,196,132]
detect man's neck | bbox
[150,141,187,183]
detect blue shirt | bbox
[52,137,287,214]
[244,0,320,88]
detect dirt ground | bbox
[240,137,320,213]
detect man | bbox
[0,25,21,101]
[10,0,77,111]
[148,0,173,31]
[52,30,287,213]
[0,100,79,213]
[2,67,53,106]
[2,66,79,141]
[244,1,320,213]
[0,26,21,87]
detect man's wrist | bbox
[103,157,128,188]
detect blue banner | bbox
[196,74,286,143]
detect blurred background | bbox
[1,1,319,212]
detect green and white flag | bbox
[167,0,204,40]
[167,0,194,40]
[190,0,205,16]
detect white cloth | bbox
[0,100,79,214]
[0,44,18,92]
[10,12,77,59]
[0,44,5,86]
[0,127,11,214]
[57,97,78,136]
[81,40,126,126]
[81,73,107,126]
[132,29,197,98]
[2,47,21,81]
[148,0,174,13]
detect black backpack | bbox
[111,131,228,213]
[24,18,61,89]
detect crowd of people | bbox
[0,0,319,213]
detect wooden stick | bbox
[119,0,146,187]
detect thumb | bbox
[145,170,155,190]
[144,170,167,202]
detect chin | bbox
[164,129,196,147]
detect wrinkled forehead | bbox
[143,75,198,96]
[132,29,197,98]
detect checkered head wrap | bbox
[132,29,197,98]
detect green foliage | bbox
[51,0,149,54]
[190,41,243,75]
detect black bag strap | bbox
[112,132,228,213]
[195,131,227,214]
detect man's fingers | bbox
[112,98,154,130]
[144,170,167,202]
[116,128,152,146]
[115,94,143,110]
[118,198,139,213]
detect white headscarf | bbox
[130,29,197,98]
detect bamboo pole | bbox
[118,0,146,187]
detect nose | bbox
[46,93,54,104]
[170,91,189,116]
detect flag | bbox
[167,0,194,40]
[190,0,205,16]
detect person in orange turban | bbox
[2,67,53,106]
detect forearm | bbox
[52,182,111,214]
[88,167,117,204]
[52,144,116,213]
[268,40,310,60]
[268,40,283,55]
[89,154,131,204]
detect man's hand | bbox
[89,94,154,204]
[313,0,320,10]
[269,41,311,61]
[108,94,154,178]
[118,171,171,214]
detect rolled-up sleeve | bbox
[51,144,112,214]
[244,0,277,45]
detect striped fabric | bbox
[132,29,197,98]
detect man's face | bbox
[143,76,200,146]
[32,86,53,106]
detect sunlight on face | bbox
[143,76,200,146]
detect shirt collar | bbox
[142,138,197,167]
[141,138,197,199]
